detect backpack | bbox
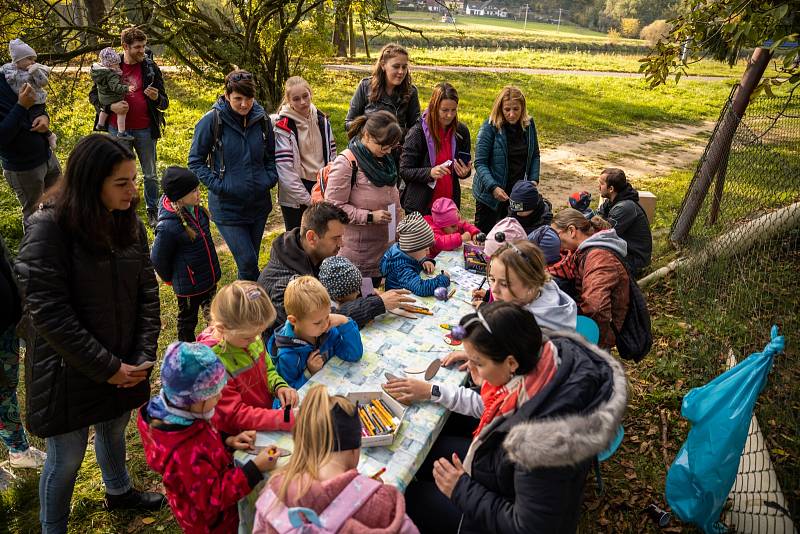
[310,149,358,204]
[205,107,270,181]
[258,474,417,533]
[580,247,652,362]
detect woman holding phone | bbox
[400,82,471,216]
[14,135,164,532]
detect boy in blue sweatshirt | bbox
[267,276,363,388]
[380,212,451,297]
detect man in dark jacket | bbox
[257,202,415,335]
[597,168,652,276]
[89,27,169,227]
[0,75,60,222]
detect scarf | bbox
[146,390,215,426]
[473,341,558,438]
[280,103,324,181]
[349,138,397,187]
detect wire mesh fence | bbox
[669,84,800,533]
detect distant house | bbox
[465,1,508,17]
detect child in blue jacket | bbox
[380,212,450,297]
[267,276,363,389]
[151,167,221,341]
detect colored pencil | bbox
[371,467,387,480]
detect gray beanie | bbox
[9,39,36,64]
[319,256,362,302]
[397,212,435,254]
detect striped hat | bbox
[397,212,434,254]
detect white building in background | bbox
[465,1,509,17]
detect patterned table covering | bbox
[236,249,482,530]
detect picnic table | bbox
[236,249,485,531]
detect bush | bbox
[620,18,640,38]
[640,19,671,45]
[607,27,621,45]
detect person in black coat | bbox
[14,134,165,532]
[404,302,627,533]
[400,82,472,215]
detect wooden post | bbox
[708,141,732,225]
[671,47,772,244]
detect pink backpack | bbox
[257,475,418,534]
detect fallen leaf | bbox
[141,517,156,525]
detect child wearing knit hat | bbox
[2,38,57,149]
[380,212,450,297]
[319,256,363,307]
[423,198,480,257]
[137,342,280,533]
[90,46,134,140]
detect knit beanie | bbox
[569,191,595,218]
[484,217,527,257]
[99,47,121,68]
[319,256,362,302]
[509,181,544,214]
[397,212,435,254]
[9,39,36,64]
[160,342,227,409]
[162,166,199,202]
[430,198,460,228]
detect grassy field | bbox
[0,67,741,533]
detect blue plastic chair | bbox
[576,315,600,345]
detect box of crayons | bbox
[346,391,406,447]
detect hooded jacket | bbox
[472,119,540,211]
[598,184,652,275]
[400,116,471,215]
[255,470,418,534]
[524,280,578,332]
[14,208,160,437]
[380,243,450,297]
[345,77,421,133]
[188,97,278,225]
[89,63,128,106]
[137,408,263,534]
[196,328,295,435]
[273,109,336,208]
[257,228,387,335]
[575,230,630,349]
[267,317,363,389]
[89,53,168,139]
[452,331,627,534]
[0,74,50,171]
[150,196,221,297]
[422,214,480,258]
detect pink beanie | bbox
[430,198,460,228]
[484,217,527,257]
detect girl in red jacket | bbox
[423,197,480,257]
[253,385,419,534]
[138,341,279,533]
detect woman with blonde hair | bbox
[273,76,337,231]
[400,82,472,215]
[345,44,420,139]
[253,385,418,533]
[472,85,540,234]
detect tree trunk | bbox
[348,10,356,58]
[360,13,370,59]
[83,0,106,45]
[333,0,349,57]
[670,47,772,245]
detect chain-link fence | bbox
[669,84,800,533]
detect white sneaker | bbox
[0,464,17,491]
[8,446,47,469]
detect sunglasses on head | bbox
[228,71,253,83]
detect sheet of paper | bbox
[361,277,375,297]
[448,265,487,288]
[388,202,397,243]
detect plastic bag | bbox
[665,326,785,533]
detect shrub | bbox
[607,27,621,45]
[620,18,640,38]
[640,19,671,45]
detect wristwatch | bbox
[367,212,374,224]
[430,385,441,399]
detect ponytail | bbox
[347,110,402,145]
[552,208,610,236]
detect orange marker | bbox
[371,467,387,480]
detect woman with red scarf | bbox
[397,302,627,533]
[399,82,472,216]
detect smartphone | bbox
[457,151,472,165]
[130,361,155,372]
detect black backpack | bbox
[581,246,652,362]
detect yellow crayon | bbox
[370,400,393,427]
[359,407,376,435]
[370,405,392,432]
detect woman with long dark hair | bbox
[400,82,472,215]
[15,134,164,533]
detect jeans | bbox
[39,411,132,534]
[109,126,159,211]
[0,325,29,453]
[176,285,216,341]
[216,214,269,281]
[3,152,61,221]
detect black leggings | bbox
[474,199,509,235]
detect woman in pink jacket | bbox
[325,110,403,283]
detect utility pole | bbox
[557,7,562,32]
[524,4,529,30]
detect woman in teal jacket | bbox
[472,86,540,234]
